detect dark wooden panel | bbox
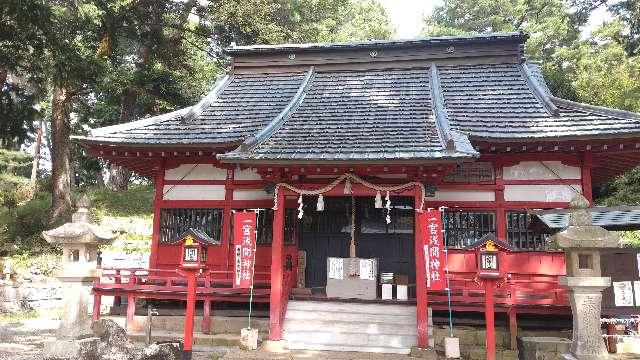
[601,248,640,315]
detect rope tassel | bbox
[316,194,324,211]
[375,191,382,208]
[385,191,391,224]
[297,195,304,219]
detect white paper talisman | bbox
[359,259,375,280]
[613,281,634,306]
[328,257,343,280]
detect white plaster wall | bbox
[504,185,582,202]
[162,185,226,200]
[503,161,580,180]
[426,190,495,202]
[233,189,273,201]
[234,168,262,181]
[164,164,227,180]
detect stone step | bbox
[128,330,266,348]
[284,308,416,323]
[285,342,413,355]
[284,330,419,348]
[283,318,420,336]
[286,300,417,316]
[106,315,269,334]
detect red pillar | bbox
[414,191,430,348]
[485,280,496,360]
[150,159,165,269]
[92,293,102,321]
[494,162,506,242]
[582,151,593,205]
[201,300,212,334]
[269,190,286,340]
[183,270,197,360]
[126,295,136,331]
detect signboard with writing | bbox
[424,210,446,291]
[328,257,344,280]
[233,212,257,288]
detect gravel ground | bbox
[1,318,638,360]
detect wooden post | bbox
[508,308,518,350]
[126,295,136,331]
[414,191,430,348]
[269,190,286,340]
[202,300,212,334]
[150,159,165,268]
[182,270,197,360]
[485,280,496,360]
[494,162,506,242]
[582,151,593,205]
[92,293,102,321]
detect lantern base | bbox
[181,349,192,360]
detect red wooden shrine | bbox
[78,31,640,351]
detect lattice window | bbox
[506,211,549,250]
[159,208,223,244]
[231,209,297,245]
[444,162,494,183]
[443,210,496,248]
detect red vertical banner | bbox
[233,211,257,289]
[424,210,446,291]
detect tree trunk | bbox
[95,163,105,187]
[51,82,72,219]
[107,87,136,192]
[29,117,43,197]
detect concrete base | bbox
[261,340,288,352]
[444,337,460,358]
[42,337,100,360]
[518,336,572,360]
[409,347,438,359]
[240,327,259,350]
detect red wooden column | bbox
[485,279,497,360]
[414,189,430,348]
[269,190,286,340]
[494,162,506,242]
[582,151,593,204]
[150,159,165,268]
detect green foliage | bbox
[0,150,32,208]
[8,252,60,277]
[82,184,153,219]
[601,167,640,206]
[619,231,640,248]
[0,192,62,252]
[0,84,39,149]
[208,0,394,49]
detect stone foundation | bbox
[0,281,63,312]
[517,337,572,360]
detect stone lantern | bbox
[42,196,117,358]
[551,194,618,360]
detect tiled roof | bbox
[533,206,640,231]
[77,35,640,162]
[221,68,475,161]
[439,63,640,140]
[82,73,306,146]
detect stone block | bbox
[444,337,461,358]
[410,346,438,359]
[517,337,571,360]
[456,328,477,346]
[240,327,259,350]
[43,337,100,360]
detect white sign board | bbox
[614,281,635,307]
[328,257,343,280]
[359,259,375,280]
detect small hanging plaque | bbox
[328,257,343,280]
[359,259,375,280]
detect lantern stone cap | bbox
[42,196,116,246]
[170,228,219,245]
[463,233,512,251]
[558,276,611,288]
[551,194,619,249]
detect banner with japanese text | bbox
[233,211,257,288]
[424,210,446,290]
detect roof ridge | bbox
[237,66,316,153]
[86,107,191,138]
[181,74,233,123]
[550,96,640,121]
[518,62,559,116]
[225,31,528,54]
[430,63,456,151]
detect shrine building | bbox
[76,31,640,353]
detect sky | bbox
[378,0,613,39]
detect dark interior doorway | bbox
[298,196,415,290]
